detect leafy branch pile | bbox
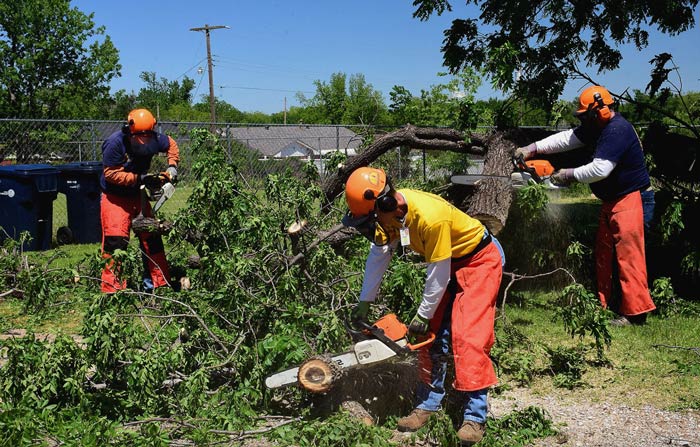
[0,129,436,445]
[1,129,696,445]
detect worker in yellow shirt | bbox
[342,167,504,446]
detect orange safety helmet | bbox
[127,108,156,133]
[345,167,388,217]
[574,85,615,122]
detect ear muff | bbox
[376,194,398,212]
[363,187,398,213]
[122,121,131,134]
[593,92,611,122]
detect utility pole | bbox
[190,24,229,128]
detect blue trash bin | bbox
[0,164,59,251]
[57,161,103,244]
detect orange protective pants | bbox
[100,192,170,293]
[418,241,501,392]
[596,191,656,316]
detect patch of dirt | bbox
[490,387,700,447]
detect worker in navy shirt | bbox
[515,85,656,326]
[99,108,179,293]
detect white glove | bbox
[165,165,178,183]
[550,168,575,186]
[514,143,537,161]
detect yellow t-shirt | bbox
[374,189,484,262]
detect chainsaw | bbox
[451,155,562,190]
[264,313,436,393]
[510,154,561,189]
[132,174,176,234]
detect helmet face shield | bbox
[341,211,383,244]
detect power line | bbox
[218,85,315,94]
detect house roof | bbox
[226,125,362,157]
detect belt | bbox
[452,228,492,263]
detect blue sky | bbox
[71,1,700,114]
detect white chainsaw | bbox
[264,314,436,393]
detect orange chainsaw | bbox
[510,154,560,189]
[451,155,562,189]
[264,313,436,393]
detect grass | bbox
[498,291,700,410]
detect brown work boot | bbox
[397,408,434,432]
[457,420,485,446]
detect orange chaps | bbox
[596,191,656,316]
[419,242,501,392]
[100,192,170,293]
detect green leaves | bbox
[0,0,120,118]
[412,0,700,111]
[555,283,612,360]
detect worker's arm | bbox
[416,258,451,319]
[535,129,586,154]
[166,136,180,167]
[358,241,397,302]
[104,165,139,186]
[573,158,616,183]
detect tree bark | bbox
[321,124,487,207]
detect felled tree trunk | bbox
[462,131,517,235]
[320,124,513,232]
[321,124,487,206]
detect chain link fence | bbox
[0,119,406,247]
[1,119,568,249]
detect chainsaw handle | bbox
[344,318,373,340]
[512,154,542,183]
[406,331,436,350]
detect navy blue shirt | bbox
[100,130,172,196]
[573,114,650,201]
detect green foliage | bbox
[413,410,459,445]
[481,406,558,447]
[514,183,549,215]
[297,72,390,125]
[546,345,587,389]
[0,0,120,119]
[389,69,484,129]
[111,71,196,120]
[659,199,685,242]
[555,284,612,361]
[0,233,78,314]
[492,324,537,386]
[412,0,698,111]
[650,277,700,317]
[0,334,88,409]
[271,411,393,447]
[379,256,425,322]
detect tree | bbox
[297,72,389,125]
[0,0,121,118]
[111,72,197,120]
[389,69,482,129]
[411,0,698,110]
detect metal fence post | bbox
[90,122,96,161]
[226,124,232,163]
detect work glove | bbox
[140,173,162,189]
[351,301,370,323]
[162,165,178,183]
[408,313,430,337]
[514,143,538,161]
[550,168,575,186]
